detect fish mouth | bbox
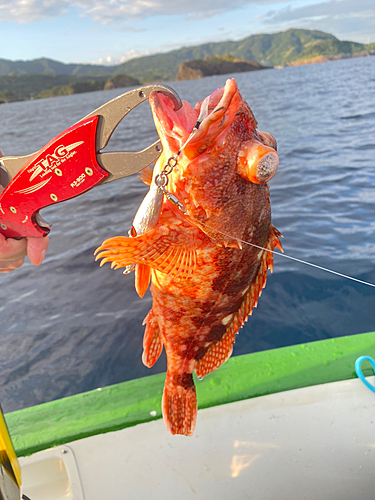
[149,79,246,157]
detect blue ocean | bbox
[1,55,374,412]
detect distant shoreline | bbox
[277,50,374,68]
[1,28,374,104]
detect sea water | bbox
[1,55,374,412]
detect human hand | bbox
[0,231,49,273]
[0,152,49,273]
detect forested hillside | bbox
[0,29,373,101]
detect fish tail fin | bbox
[162,373,197,436]
[135,263,151,298]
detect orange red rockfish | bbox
[95,79,282,436]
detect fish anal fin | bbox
[162,373,197,436]
[94,227,197,281]
[142,309,163,368]
[196,225,282,379]
[195,330,235,379]
[135,263,151,298]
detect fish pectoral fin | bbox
[94,226,197,281]
[142,309,163,368]
[162,372,197,436]
[158,243,197,281]
[135,263,151,298]
[137,165,153,186]
[196,225,283,379]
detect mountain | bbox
[0,73,140,102]
[0,57,115,77]
[0,74,105,101]
[114,29,374,82]
[0,29,373,99]
[1,29,373,81]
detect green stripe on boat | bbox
[5,332,375,457]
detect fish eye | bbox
[237,140,279,184]
[255,152,279,183]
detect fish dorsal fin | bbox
[195,225,282,378]
[95,224,197,282]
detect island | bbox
[176,55,269,81]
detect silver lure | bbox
[123,182,164,274]
[123,93,214,275]
[132,182,164,235]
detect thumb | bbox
[27,236,50,266]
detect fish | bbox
[94,78,283,436]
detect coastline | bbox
[275,49,375,69]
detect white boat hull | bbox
[19,376,375,500]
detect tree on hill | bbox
[0,89,17,103]
[103,74,140,90]
[0,29,373,99]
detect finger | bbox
[0,258,25,273]
[27,236,49,266]
[0,162,4,193]
[0,233,28,262]
[0,153,29,271]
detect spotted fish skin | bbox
[95,78,282,436]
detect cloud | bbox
[264,0,374,23]
[0,0,295,24]
[96,49,153,65]
[262,0,375,42]
[119,49,152,62]
[3,0,372,45]
[0,0,70,23]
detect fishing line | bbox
[156,101,375,290]
[159,195,375,382]
[159,180,375,290]
[185,213,375,289]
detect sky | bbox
[0,0,374,65]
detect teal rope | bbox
[355,356,375,394]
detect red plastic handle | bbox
[0,116,108,238]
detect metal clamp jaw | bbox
[84,84,182,183]
[0,84,182,238]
